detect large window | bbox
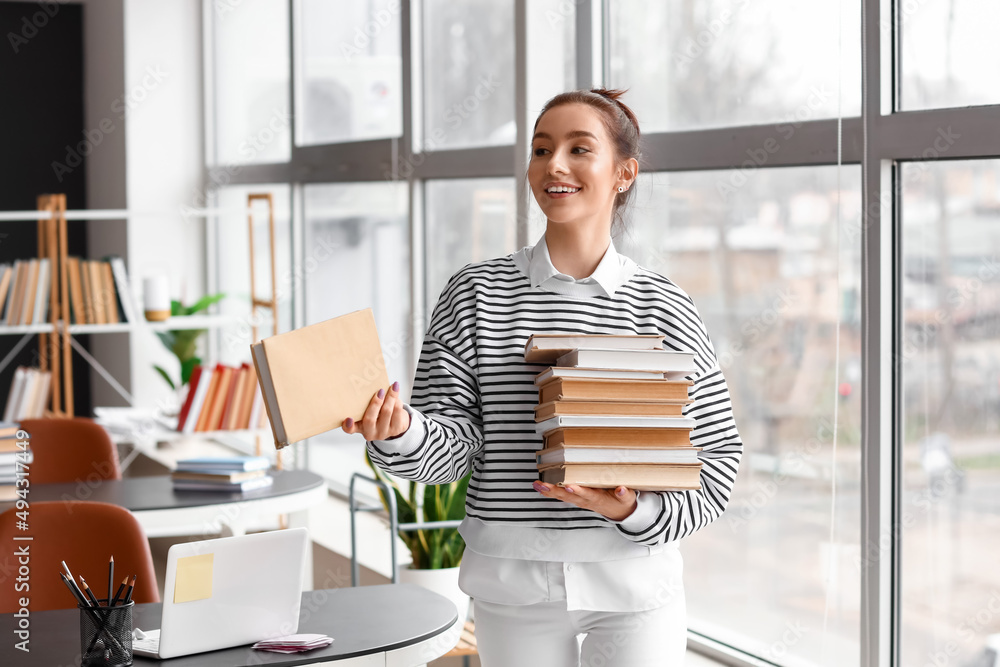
[205,2,1000,665]
[608,0,861,132]
[900,160,1000,666]
[424,178,517,303]
[422,0,516,149]
[620,166,863,664]
[211,0,291,165]
[294,0,403,145]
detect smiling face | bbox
[528,103,632,232]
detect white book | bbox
[534,366,687,385]
[31,259,50,325]
[248,384,264,431]
[524,334,664,363]
[30,371,51,418]
[536,446,701,466]
[555,348,696,373]
[3,367,27,423]
[535,414,697,435]
[182,368,213,435]
[14,368,39,420]
[109,257,139,324]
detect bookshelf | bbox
[0,195,234,418]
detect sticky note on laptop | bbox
[174,553,214,603]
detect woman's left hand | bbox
[533,481,638,522]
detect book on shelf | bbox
[0,265,12,318]
[555,348,696,373]
[109,256,139,323]
[5,261,25,326]
[536,445,701,466]
[99,261,118,324]
[30,259,50,325]
[20,259,39,325]
[251,307,389,449]
[67,256,85,324]
[524,333,665,364]
[543,426,693,449]
[178,363,266,433]
[538,377,694,404]
[2,367,51,421]
[538,461,702,491]
[534,399,690,421]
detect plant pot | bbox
[397,565,470,624]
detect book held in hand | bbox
[524,333,665,363]
[555,348,696,373]
[250,308,389,449]
[538,461,702,491]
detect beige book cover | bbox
[80,259,94,324]
[101,262,119,324]
[0,265,13,318]
[89,261,106,324]
[251,308,388,449]
[20,259,39,326]
[66,257,85,324]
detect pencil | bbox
[110,576,128,607]
[60,572,90,608]
[79,576,100,607]
[108,556,114,606]
[123,574,136,605]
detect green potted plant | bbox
[152,293,226,391]
[364,453,471,619]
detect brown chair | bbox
[20,417,121,484]
[0,501,159,612]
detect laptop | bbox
[133,528,309,659]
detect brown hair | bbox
[531,88,642,233]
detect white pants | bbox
[473,590,687,667]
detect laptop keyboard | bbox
[132,629,161,657]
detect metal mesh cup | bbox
[79,600,133,667]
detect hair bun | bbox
[590,88,639,136]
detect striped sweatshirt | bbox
[367,244,743,562]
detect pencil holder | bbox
[79,600,133,667]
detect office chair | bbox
[0,501,159,612]
[20,417,122,484]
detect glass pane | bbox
[423,0,515,149]
[213,0,291,165]
[302,182,410,488]
[618,166,862,664]
[901,1,1000,110]
[295,0,402,145]
[900,160,1000,666]
[424,178,517,305]
[608,0,860,131]
[215,184,293,366]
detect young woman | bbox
[344,88,743,666]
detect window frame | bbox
[201,2,1000,665]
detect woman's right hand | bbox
[342,380,411,441]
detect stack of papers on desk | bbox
[252,634,333,653]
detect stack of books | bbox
[2,366,52,421]
[526,334,702,491]
[0,259,52,326]
[0,422,28,501]
[171,456,273,493]
[177,363,269,434]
